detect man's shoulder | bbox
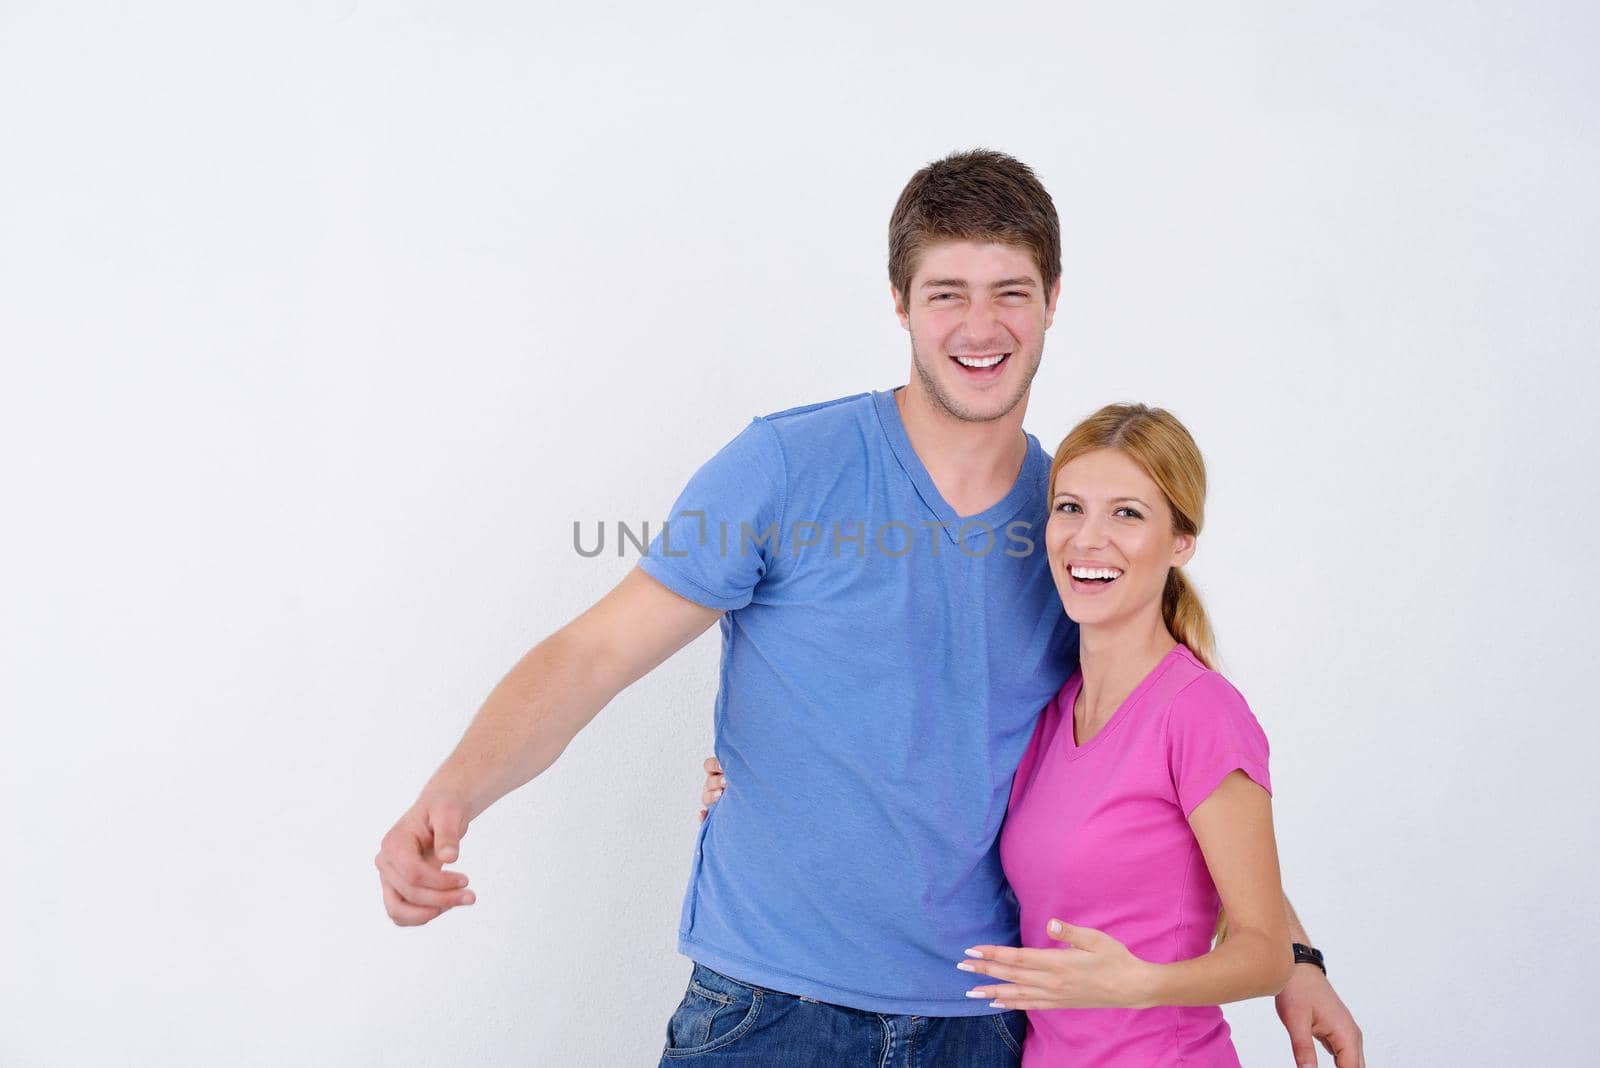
[758,389,877,429]
[752,390,882,454]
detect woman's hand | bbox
[698,756,725,822]
[958,919,1157,1010]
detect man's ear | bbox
[1171,533,1197,569]
[1043,277,1062,328]
[891,282,911,330]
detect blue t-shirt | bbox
[640,387,1079,1015]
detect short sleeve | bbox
[637,417,787,612]
[1166,672,1272,817]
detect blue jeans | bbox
[657,963,1025,1066]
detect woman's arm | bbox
[1141,769,1295,1005]
[959,769,1293,1010]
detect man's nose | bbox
[961,298,1005,340]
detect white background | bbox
[2,1,1596,1064]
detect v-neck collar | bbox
[1060,644,1190,758]
[872,386,1043,548]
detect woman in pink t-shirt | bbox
[957,402,1294,1067]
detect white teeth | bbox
[955,354,1006,368]
[1070,566,1123,580]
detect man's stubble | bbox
[907,335,1044,425]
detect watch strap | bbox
[1291,942,1327,975]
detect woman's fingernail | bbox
[965,989,987,998]
[964,948,984,959]
[462,892,475,904]
[956,962,974,972]
[990,1001,1007,1009]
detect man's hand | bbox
[373,566,723,926]
[1275,963,1364,1067]
[698,756,725,822]
[375,792,476,926]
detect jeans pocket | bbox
[661,971,763,1058]
[988,1009,1027,1058]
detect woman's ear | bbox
[1171,533,1196,569]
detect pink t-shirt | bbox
[998,643,1272,1067]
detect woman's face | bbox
[1045,448,1195,628]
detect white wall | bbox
[2,2,1595,1064]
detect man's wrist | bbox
[1291,942,1326,976]
[418,776,484,825]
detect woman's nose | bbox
[1070,515,1110,550]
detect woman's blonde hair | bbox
[1048,403,1216,669]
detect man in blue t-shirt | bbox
[375,150,1365,1067]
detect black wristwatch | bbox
[1291,943,1326,976]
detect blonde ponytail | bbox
[1163,568,1216,670]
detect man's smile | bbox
[949,351,1011,376]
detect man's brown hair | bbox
[887,149,1062,302]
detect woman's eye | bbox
[1115,508,1143,519]
[1054,501,1080,514]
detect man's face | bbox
[893,240,1059,423]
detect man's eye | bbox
[931,293,956,302]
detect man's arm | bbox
[1274,896,1366,1068]
[375,566,722,926]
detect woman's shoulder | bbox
[1159,649,1272,812]
[1159,649,1267,743]
[1154,648,1259,728]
